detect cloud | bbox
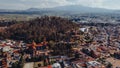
[31,0,73,8]
[5,0,73,9]
[67,0,104,8]
[0,0,120,10]
[0,3,27,10]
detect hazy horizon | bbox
[0,0,120,10]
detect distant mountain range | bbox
[0,5,119,14]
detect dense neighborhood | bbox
[0,15,120,68]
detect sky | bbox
[0,0,120,10]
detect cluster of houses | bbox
[0,39,50,68]
[1,24,120,68]
[73,25,120,68]
[0,40,23,68]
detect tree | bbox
[106,62,113,68]
[1,16,78,43]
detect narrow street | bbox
[104,27,110,46]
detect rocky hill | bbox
[0,16,78,43]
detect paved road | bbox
[106,57,120,68]
[23,62,34,68]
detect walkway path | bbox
[23,62,34,68]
